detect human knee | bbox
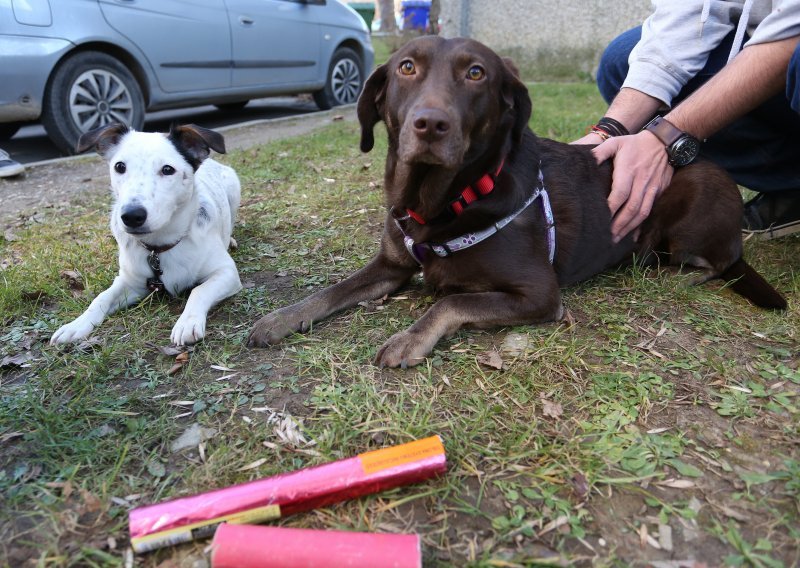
[596,27,642,104]
[787,43,800,114]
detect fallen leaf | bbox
[570,471,589,501]
[540,397,563,419]
[0,431,25,443]
[655,478,695,489]
[20,290,49,302]
[658,524,673,552]
[60,269,85,297]
[501,333,530,357]
[477,350,503,370]
[45,480,73,499]
[75,337,103,351]
[238,458,267,471]
[0,352,34,368]
[81,489,103,512]
[561,308,576,327]
[152,344,185,356]
[171,423,217,453]
[147,461,166,478]
[538,515,568,536]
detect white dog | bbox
[51,123,242,346]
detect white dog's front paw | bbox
[50,317,95,345]
[171,313,207,346]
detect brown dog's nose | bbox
[412,108,450,141]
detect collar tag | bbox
[146,250,166,293]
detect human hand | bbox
[592,131,673,242]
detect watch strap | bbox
[644,115,684,146]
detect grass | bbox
[1,83,799,567]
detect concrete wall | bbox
[439,0,652,80]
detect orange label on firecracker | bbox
[359,436,445,475]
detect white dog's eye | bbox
[114,162,126,174]
[161,165,176,176]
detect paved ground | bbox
[0,107,356,229]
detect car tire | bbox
[41,51,145,155]
[313,47,364,110]
[0,122,23,141]
[215,101,249,112]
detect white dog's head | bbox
[77,123,226,242]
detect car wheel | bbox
[0,122,23,141]
[41,51,145,154]
[313,47,364,110]
[215,101,249,112]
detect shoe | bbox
[742,190,800,240]
[0,149,24,178]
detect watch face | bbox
[669,136,701,167]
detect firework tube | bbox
[210,524,422,568]
[129,436,446,553]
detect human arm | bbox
[595,34,800,242]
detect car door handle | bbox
[239,16,254,25]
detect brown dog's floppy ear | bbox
[357,63,389,153]
[501,57,532,144]
[76,123,130,156]
[168,123,226,170]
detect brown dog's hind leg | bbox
[375,289,562,368]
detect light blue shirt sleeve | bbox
[623,1,741,105]
[746,0,800,46]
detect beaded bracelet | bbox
[588,125,612,141]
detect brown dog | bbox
[248,36,786,367]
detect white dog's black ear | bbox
[168,124,226,170]
[76,123,130,156]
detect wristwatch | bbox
[643,115,701,167]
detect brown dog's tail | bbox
[720,258,787,310]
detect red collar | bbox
[406,159,505,225]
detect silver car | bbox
[0,0,374,153]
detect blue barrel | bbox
[401,0,431,30]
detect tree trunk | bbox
[378,0,397,33]
[428,0,440,34]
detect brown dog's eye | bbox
[161,165,176,176]
[399,60,416,75]
[114,162,126,174]
[467,65,485,81]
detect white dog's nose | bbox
[121,205,147,228]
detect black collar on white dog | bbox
[140,240,182,293]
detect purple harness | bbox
[393,166,556,265]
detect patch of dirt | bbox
[0,108,357,230]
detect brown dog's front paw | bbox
[374,330,432,369]
[247,309,309,348]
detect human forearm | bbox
[666,35,800,138]
[604,88,664,133]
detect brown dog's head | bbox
[357,36,532,169]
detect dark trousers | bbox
[597,27,800,193]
